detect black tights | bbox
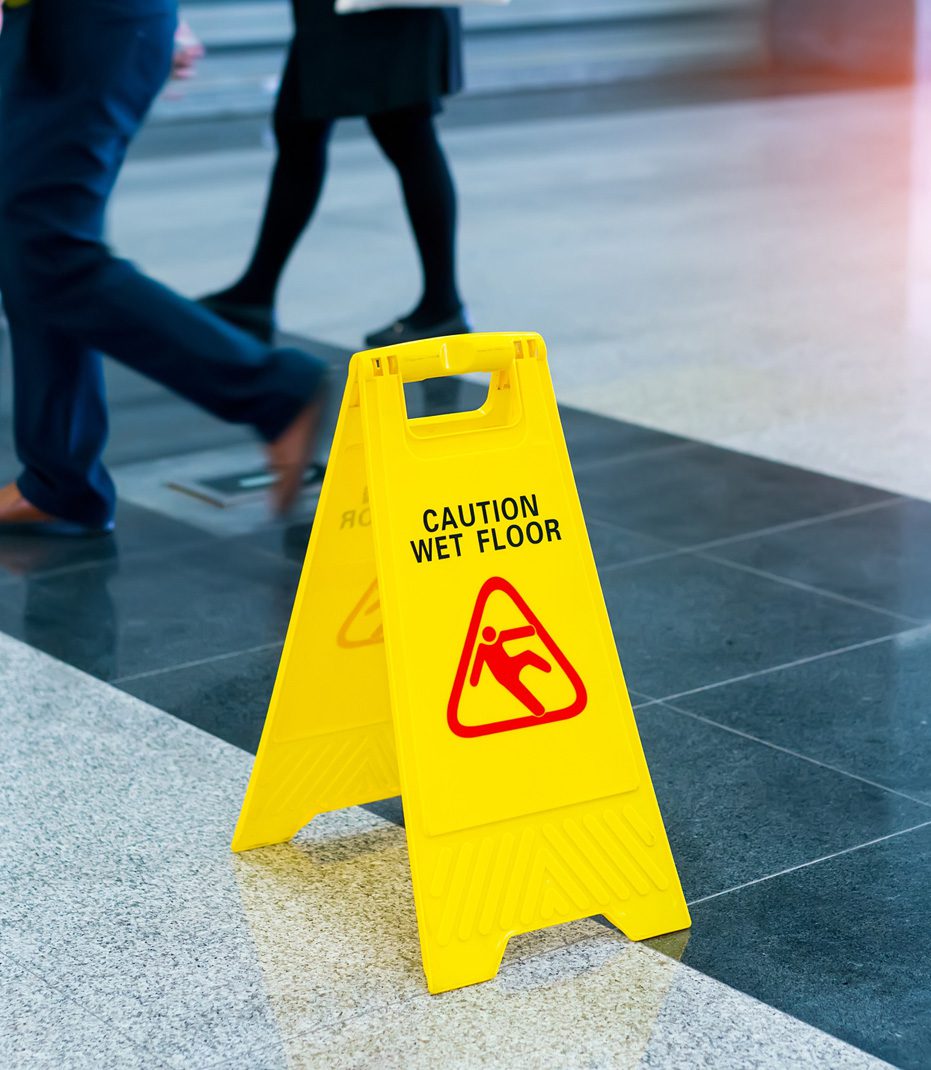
[222,106,462,324]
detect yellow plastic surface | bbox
[233,332,690,993]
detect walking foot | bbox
[364,307,471,349]
[0,483,114,537]
[265,380,330,516]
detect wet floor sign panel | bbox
[232,332,690,994]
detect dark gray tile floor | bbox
[0,341,928,1068]
[683,822,931,1070]
[636,703,929,903]
[574,443,895,546]
[602,552,908,699]
[710,497,931,622]
[0,501,209,581]
[664,631,931,806]
[120,641,283,753]
[0,540,300,681]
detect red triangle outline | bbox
[448,577,587,738]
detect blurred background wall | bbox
[150,0,921,134]
[154,0,772,125]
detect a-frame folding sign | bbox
[232,332,690,993]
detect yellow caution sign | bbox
[232,332,690,993]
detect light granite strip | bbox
[208,938,893,1070]
[0,633,891,1069]
[0,954,152,1069]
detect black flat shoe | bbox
[200,294,277,344]
[364,308,472,349]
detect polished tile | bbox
[105,396,254,465]
[668,629,931,805]
[634,704,929,902]
[0,956,149,1069]
[0,541,300,681]
[0,501,208,582]
[361,794,405,828]
[112,443,323,538]
[120,643,283,753]
[711,498,931,622]
[600,552,905,699]
[574,444,893,548]
[684,822,931,1070]
[586,517,678,570]
[557,407,688,469]
[3,633,886,1070]
[404,377,486,419]
[232,519,315,567]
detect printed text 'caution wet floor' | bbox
[410,493,562,562]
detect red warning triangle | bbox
[448,577,587,738]
[337,580,383,649]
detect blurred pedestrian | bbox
[0,0,328,536]
[202,1,469,349]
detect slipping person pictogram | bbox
[469,625,552,717]
[449,577,587,738]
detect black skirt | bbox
[285,0,463,119]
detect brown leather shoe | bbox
[264,380,330,516]
[0,483,114,536]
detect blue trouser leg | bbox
[0,0,324,527]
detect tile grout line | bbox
[112,640,283,685]
[32,534,216,580]
[0,533,235,589]
[598,546,690,575]
[0,949,173,1070]
[697,550,925,626]
[632,630,909,707]
[655,698,931,810]
[572,440,697,474]
[582,496,906,581]
[586,515,681,548]
[686,819,931,908]
[243,542,306,572]
[682,495,905,554]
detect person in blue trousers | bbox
[0,0,328,535]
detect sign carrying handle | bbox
[361,333,539,446]
[397,334,518,383]
[368,333,532,384]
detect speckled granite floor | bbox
[0,633,895,1070]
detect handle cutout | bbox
[403,374,493,421]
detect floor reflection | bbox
[0,536,119,680]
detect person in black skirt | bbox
[203,3,470,350]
